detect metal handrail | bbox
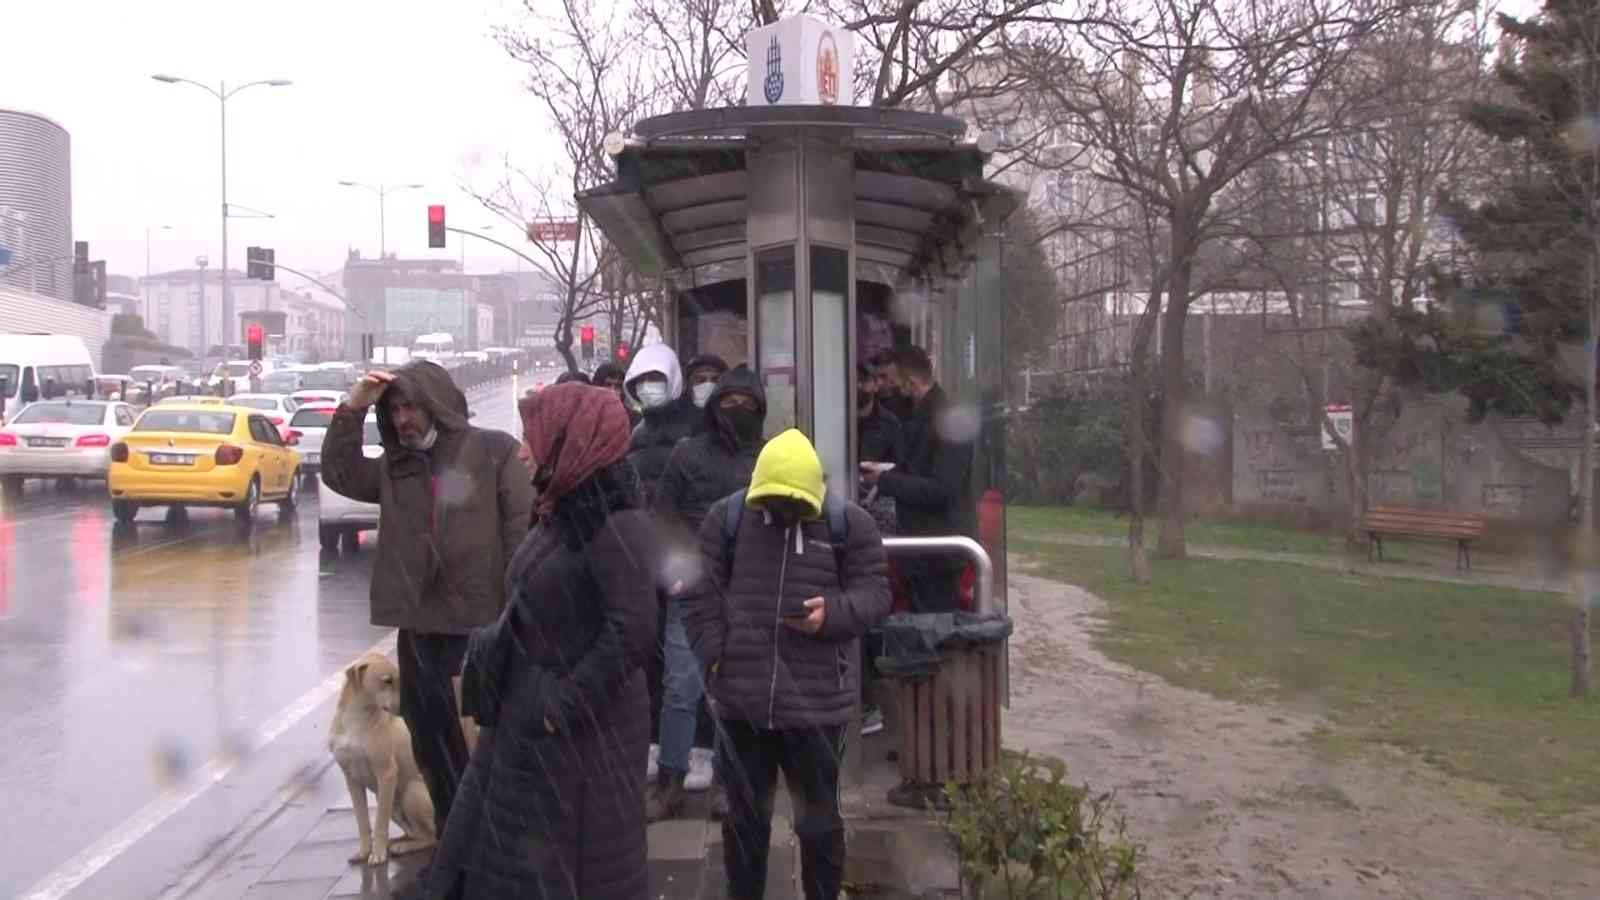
[882,535,994,615]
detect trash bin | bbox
[877,611,1013,808]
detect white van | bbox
[0,334,98,423]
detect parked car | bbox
[318,411,381,552]
[0,399,138,496]
[108,402,302,523]
[289,389,348,409]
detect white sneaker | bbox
[684,747,715,792]
[646,743,660,780]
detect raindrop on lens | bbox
[937,405,981,444]
[152,738,193,787]
[1180,412,1224,455]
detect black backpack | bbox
[720,488,850,581]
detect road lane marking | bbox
[17,630,399,900]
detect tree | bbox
[477,0,659,375]
[1244,2,1498,543]
[1366,0,1600,694]
[1018,0,1404,558]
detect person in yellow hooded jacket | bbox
[680,429,891,900]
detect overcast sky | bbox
[2,0,561,288]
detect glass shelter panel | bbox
[756,247,797,438]
[811,246,851,498]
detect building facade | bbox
[139,268,347,360]
[0,109,72,302]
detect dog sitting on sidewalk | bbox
[329,652,438,866]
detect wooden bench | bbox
[1361,506,1487,571]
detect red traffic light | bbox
[615,342,629,360]
[427,205,445,224]
[246,324,264,343]
[580,325,595,342]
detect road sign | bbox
[528,219,580,242]
[248,360,263,378]
[1322,404,1353,450]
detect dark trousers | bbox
[902,557,962,613]
[718,719,846,900]
[397,629,469,832]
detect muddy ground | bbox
[1004,565,1600,899]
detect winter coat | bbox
[878,383,974,539]
[859,403,902,465]
[682,430,891,730]
[655,364,767,533]
[623,344,699,504]
[430,463,658,900]
[322,360,534,634]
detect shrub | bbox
[941,754,1142,899]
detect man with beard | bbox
[649,364,766,820]
[322,360,535,851]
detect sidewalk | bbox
[170,758,799,900]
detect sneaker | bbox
[861,704,885,736]
[684,747,715,792]
[646,743,660,780]
[646,768,685,822]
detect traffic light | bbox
[615,341,630,361]
[246,247,276,280]
[247,324,265,361]
[428,205,446,249]
[580,324,595,360]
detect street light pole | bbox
[152,74,290,357]
[338,181,424,259]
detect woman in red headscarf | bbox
[427,383,658,900]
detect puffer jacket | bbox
[656,364,767,532]
[624,343,698,503]
[431,462,657,900]
[322,360,534,634]
[682,429,891,729]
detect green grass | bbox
[1014,538,1600,838]
[1011,504,1342,556]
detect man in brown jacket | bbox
[322,360,534,834]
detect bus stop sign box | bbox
[746,15,854,107]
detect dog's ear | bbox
[345,661,369,686]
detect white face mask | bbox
[691,382,716,408]
[402,426,439,451]
[635,382,671,409]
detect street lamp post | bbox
[338,181,424,260]
[152,74,290,354]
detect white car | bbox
[285,402,339,478]
[318,412,382,552]
[289,389,348,409]
[0,399,138,495]
[225,393,298,436]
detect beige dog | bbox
[329,652,437,866]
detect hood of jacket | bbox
[705,363,767,449]
[374,359,470,451]
[745,428,824,519]
[622,343,683,407]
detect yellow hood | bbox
[745,428,825,519]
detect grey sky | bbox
[2,0,558,286]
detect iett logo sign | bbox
[763,36,785,103]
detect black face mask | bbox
[763,498,809,525]
[720,406,764,444]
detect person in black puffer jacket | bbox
[623,343,699,505]
[648,365,766,821]
[682,429,891,900]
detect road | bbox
[0,378,530,900]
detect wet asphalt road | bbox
[0,378,533,900]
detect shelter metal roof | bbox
[578,106,1020,286]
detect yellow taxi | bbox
[108,402,302,523]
